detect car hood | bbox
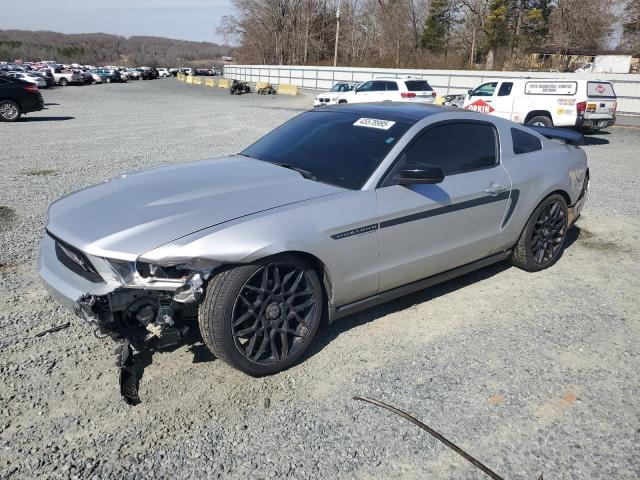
[47,156,344,260]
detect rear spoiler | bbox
[526,125,584,146]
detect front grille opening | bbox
[49,232,104,283]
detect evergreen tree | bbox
[420,0,457,55]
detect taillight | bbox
[431,91,437,97]
[401,92,416,98]
[24,85,39,94]
[612,101,617,113]
[576,101,586,116]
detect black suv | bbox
[0,75,44,122]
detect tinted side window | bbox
[358,81,373,92]
[405,80,432,91]
[385,81,399,91]
[498,82,513,96]
[511,128,542,155]
[370,81,386,92]
[403,123,498,175]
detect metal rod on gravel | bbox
[353,395,505,480]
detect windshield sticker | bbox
[353,118,396,130]
[385,137,395,144]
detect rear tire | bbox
[511,194,568,272]
[198,255,323,376]
[0,100,21,122]
[526,115,553,127]
[59,78,69,86]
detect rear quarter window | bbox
[512,128,542,155]
[404,80,432,91]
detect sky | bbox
[0,0,234,43]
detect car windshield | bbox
[241,111,411,190]
[329,83,351,92]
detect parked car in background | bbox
[126,69,141,81]
[93,69,122,83]
[3,71,47,88]
[313,81,356,107]
[157,68,170,78]
[337,77,437,104]
[136,67,156,80]
[86,71,103,84]
[441,94,466,108]
[195,69,215,76]
[78,71,96,85]
[39,66,82,86]
[0,75,44,122]
[464,78,617,131]
[118,69,130,82]
[29,70,55,88]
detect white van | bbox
[463,79,617,130]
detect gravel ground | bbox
[1,79,639,480]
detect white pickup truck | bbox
[463,78,617,131]
[39,67,82,86]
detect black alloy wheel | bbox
[198,255,323,376]
[231,262,317,365]
[511,193,569,272]
[529,200,566,265]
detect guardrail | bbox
[224,64,640,115]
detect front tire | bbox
[59,78,69,86]
[199,255,323,376]
[0,100,21,122]
[511,194,569,272]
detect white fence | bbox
[224,64,640,115]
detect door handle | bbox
[485,183,508,195]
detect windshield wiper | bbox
[272,162,318,181]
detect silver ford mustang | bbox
[39,103,589,379]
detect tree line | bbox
[219,0,640,70]
[0,30,228,67]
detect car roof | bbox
[312,102,457,124]
[372,77,427,81]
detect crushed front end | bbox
[38,232,209,404]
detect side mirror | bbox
[393,164,444,185]
[467,89,473,95]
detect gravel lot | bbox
[1,79,639,480]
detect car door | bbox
[368,81,388,102]
[376,120,511,292]
[382,81,399,101]
[351,80,374,103]
[464,82,498,115]
[491,82,515,120]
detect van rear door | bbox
[585,81,617,123]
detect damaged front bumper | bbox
[38,233,206,346]
[38,232,211,403]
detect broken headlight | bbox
[107,259,189,289]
